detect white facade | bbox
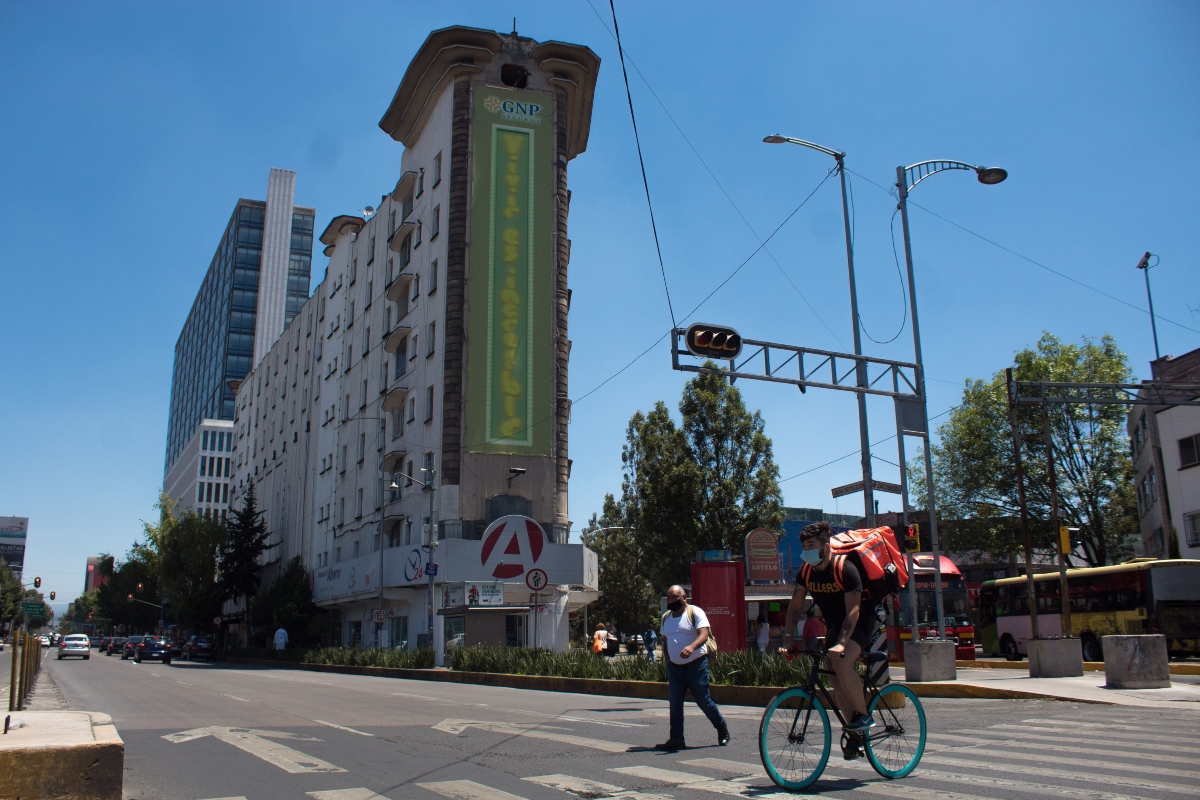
[164,419,235,520]
[1155,405,1200,558]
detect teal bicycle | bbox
[759,647,926,790]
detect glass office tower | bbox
[164,169,315,477]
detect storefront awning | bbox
[438,605,534,615]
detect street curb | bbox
[221,657,1100,706]
[895,660,1200,677]
[0,710,124,800]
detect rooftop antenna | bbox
[512,17,517,34]
[362,205,375,220]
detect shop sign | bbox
[443,580,505,608]
[745,528,780,581]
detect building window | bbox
[411,273,420,302]
[427,322,436,357]
[341,445,348,474]
[405,459,414,486]
[415,220,422,247]
[360,378,368,408]
[1180,434,1200,469]
[407,397,416,423]
[433,152,442,187]
[395,340,408,378]
[405,518,413,545]
[350,257,357,285]
[1185,512,1200,547]
[368,235,376,265]
[410,334,418,361]
[364,326,370,356]
[425,386,434,422]
[202,431,209,450]
[429,259,437,294]
[358,432,366,463]
[417,169,424,197]
[200,456,207,477]
[389,210,396,236]
[197,484,204,502]
[431,205,440,240]
[356,488,364,518]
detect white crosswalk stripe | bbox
[831,759,1165,800]
[680,757,757,777]
[854,783,1008,800]
[609,764,792,799]
[927,732,1200,765]
[1023,718,1200,734]
[417,780,528,800]
[928,740,1200,780]
[920,754,1197,795]
[945,727,1200,753]
[986,723,1200,747]
[307,790,388,800]
[524,774,669,799]
[611,765,711,784]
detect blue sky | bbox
[2,2,1197,615]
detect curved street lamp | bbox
[764,134,876,525]
[895,159,1006,642]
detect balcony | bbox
[383,324,413,355]
[391,170,419,204]
[387,220,416,253]
[382,440,408,476]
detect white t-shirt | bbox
[756,622,770,648]
[274,629,288,649]
[661,605,711,664]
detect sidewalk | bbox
[894,665,1200,708]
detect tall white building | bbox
[229,27,600,659]
[163,420,235,520]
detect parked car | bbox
[106,636,126,656]
[39,635,50,648]
[168,639,185,660]
[97,636,111,654]
[183,636,216,661]
[121,636,144,659]
[58,634,91,660]
[134,636,172,664]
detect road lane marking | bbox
[524,774,669,799]
[833,759,1163,800]
[1023,717,1200,734]
[307,790,388,800]
[392,691,648,727]
[677,780,795,798]
[164,727,344,774]
[986,723,1200,746]
[197,797,248,799]
[222,693,250,702]
[314,719,373,737]
[681,757,757,776]
[947,727,1198,753]
[927,733,1200,764]
[855,783,1007,800]
[432,719,629,753]
[925,736,1200,778]
[417,780,529,800]
[393,691,442,701]
[610,765,711,784]
[920,754,1196,795]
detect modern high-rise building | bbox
[228,26,601,659]
[163,419,236,521]
[164,169,315,478]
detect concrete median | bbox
[0,710,123,800]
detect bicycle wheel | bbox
[759,688,831,790]
[865,684,926,779]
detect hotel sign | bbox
[466,87,554,455]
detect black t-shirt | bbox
[798,558,862,631]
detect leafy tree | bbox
[921,333,1138,566]
[248,556,324,648]
[21,589,51,629]
[592,367,785,604]
[581,503,660,634]
[95,555,160,634]
[159,513,226,633]
[66,589,100,625]
[0,558,22,628]
[221,482,270,612]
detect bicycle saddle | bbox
[860,651,889,664]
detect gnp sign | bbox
[0,517,28,580]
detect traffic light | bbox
[684,323,743,360]
[127,594,134,603]
[1059,526,1072,555]
[33,577,41,589]
[49,592,55,601]
[905,524,921,553]
[136,582,144,593]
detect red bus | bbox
[884,554,976,661]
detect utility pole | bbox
[1007,369,1039,644]
[838,158,874,525]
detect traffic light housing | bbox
[1059,526,1072,555]
[33,577,41,589]
[905,524,921,553]
[684,323,743,360]
[49,591,55,601]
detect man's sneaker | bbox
[655,738,685,752]
[845,712,876,731]
[717,725,730,746]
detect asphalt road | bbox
[41,648,1200,800]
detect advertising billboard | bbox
[0,517,29,580]
[465,87,555,455]
[745,528,781,582]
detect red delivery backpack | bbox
[800,527,909,603]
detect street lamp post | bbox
[764,135,874,525]
[895,159,1006,640]
[1135,252,1161,360]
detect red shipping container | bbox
[689,561,747,652]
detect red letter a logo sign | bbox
[481,516,545,579]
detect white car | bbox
[58,634,90,660]
[39,635,50,647]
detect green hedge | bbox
[448,646,817,688]
[303,646,436,669]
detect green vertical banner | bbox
[466,87,554,455]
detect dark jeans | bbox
[667,656,726,742]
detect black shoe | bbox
[841,732,864,761]
[655,738,686,752]
[717,726,730,746]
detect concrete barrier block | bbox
[0,711,123,800]
[1103,634,1171,689]
[1028,637,1083,678]
[904,640,957,682]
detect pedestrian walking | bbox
[655,585,729,751]
[592,624,609,655]
[273,626,288,657]
[643,626,658,662]
[755,614,771,654]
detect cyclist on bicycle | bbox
[781,521,878,750]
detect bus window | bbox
[978,586,998,626]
